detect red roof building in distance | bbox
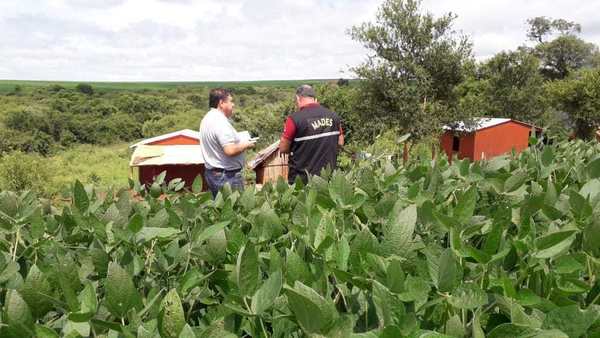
[129,129,206,189]
[440,118,541,162]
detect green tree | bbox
[546,68,600,140]
[526,17,581,43]
[76,83,94,95]
[527,17,598,79]
[315,83,367,144]
[457,48,547,124]
[537,36,598,79]
[349,0,473,140]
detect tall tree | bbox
[546,68,600,140]
[350,0,473,140]
[527,16,597,79]
[457,48,547,124]
[526,17,581,43]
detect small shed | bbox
[248,141,289,184]
[440,118,540,162]
[129,129,206,189]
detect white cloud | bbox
[0,0,598,81]
[423,0,600,60]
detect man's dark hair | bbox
[296,84,316,98]
[209,88,232,108]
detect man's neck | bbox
[213,107,229,118]
[298,101,318,110]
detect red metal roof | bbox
[130,129,200,148]
[444,118,541,133]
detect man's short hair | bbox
[209,88,232,108]
[296,85,316,98]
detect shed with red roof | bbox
[129,129,206,189]
[441,118,541,162]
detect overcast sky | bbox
[1,0,598,82]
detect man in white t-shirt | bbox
[199,88,255,197]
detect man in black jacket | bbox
[279,85,344,184]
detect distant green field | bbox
[0,79,336,93]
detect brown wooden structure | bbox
[248,141,289,184]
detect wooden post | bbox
[403,142,409,165]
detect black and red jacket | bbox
[282,103,343,183]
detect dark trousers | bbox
[204,168,244,198]
[288,168,309,185]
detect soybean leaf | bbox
[105,262,141,318]
[580,179,600,200]
[0,261,19,284]
[179,324,196,338]
[472,311,485,338]
[583,219,600,255]
[541,305,600,338]
[386,258,405,294]
[19,265,53,319]
[533,231,577,259]
[128,213,144,233]
[251,270,283,314]
[284,281,337,335]
[372,280,405,328]
[158,289,186,338]
[195,222,229,244]
[4,289,34,329]
[34,325,60,338]
[286,249,311,285]
[504,170,528,193]
[136,227,180,243]
[236,242,260,297]
[73,180,89,212]
[586,157,600,179]
[438,249,458,293]
[381,204,417,257]
[448,283,487,310]
[541,146,554,166]
[329,173,353,207]
[487,324,529,338]
[68,282,98,322]
[454,186,477,223]
[192,175,203,194]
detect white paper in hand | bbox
[237,131,251,142]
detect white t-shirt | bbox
[199,108,244,170]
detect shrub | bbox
[0,151,54,193]
[142,115,178,138]
[76,83,94,95]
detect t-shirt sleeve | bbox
[217,125,238,147]
[281,116,296,141]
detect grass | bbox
[49,143,132,193]
[0,79,336,94]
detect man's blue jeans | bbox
[204,168,244,198]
